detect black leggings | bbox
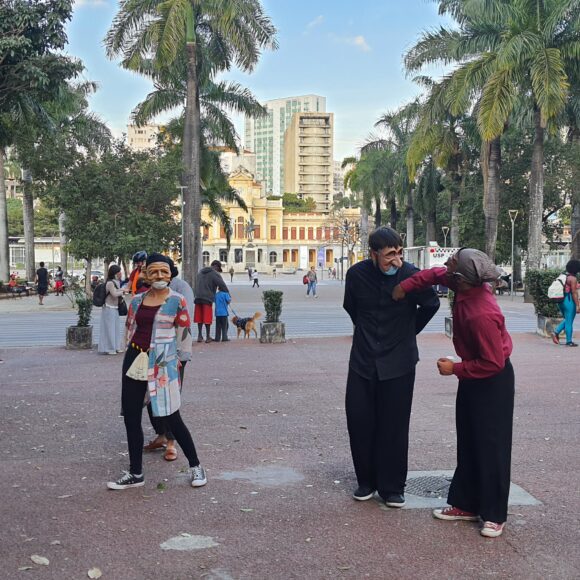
[121,346,199,474]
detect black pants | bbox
[345,368,415,498]
[147,361,187,441]
[448,360,514,523]
[252,279,259,287]
[215,316,229,341]
[122,347,198,474]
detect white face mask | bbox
[151,280,168,290]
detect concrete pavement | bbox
[1,331,578,579]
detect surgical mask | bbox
[151,281,168,290]
[383,266,399,276]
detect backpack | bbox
[302,275,309,285]
[547,274,567,303]
[92,282,108,307]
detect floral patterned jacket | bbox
[125,289,192,417]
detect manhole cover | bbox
[406,475,451,498]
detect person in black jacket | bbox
[343,227,440,507]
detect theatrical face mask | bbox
[146,262,171,289]
[372,246,403,274]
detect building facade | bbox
[284,112,334,212]
[244,94,326,196]
[127,124,161,151]
[200,166,360,273]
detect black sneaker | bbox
[107,471,144,490]
[353,486,376,501]
[384,493,406,508]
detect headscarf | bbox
[454,248,501,286]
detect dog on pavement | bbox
[232,312,262,339]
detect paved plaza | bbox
[0,273,536,347]
[1,318,579,578]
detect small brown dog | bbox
[232,312,262,339]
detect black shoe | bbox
[353,486,375,501]
[384,493,406,508]
[107,471,144,490]
[566,342,578,347]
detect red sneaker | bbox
[481,521,505,538]
[433,506,479,521]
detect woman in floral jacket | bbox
[107,253,206,490]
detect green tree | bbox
[0,0,81,281]
[105,0,277,286]
[278,193,316,213]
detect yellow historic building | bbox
[200,166,361,273]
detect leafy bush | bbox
[73,286,93,327]
[525,269,566,318]
[262,290,283,322]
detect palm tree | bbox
[408,0,580,269]
[105,0,277,285]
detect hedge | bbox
[525,268,568,318]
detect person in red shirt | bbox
[393,248,514,539]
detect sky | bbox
[67,0,449,161]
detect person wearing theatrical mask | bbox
[107,253,206,490]
[393,248,514,538]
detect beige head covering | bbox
[454,248,501,286]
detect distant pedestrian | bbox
[272,267,277,278]
[394,248,514,538]
[214,289,231,342]
[107,253,206,491]
[98,264,129,355]
[128,251,148,295]
[306,266,318,298]
[35,261,49,305]
[229,266,235,283]
[252,269,259,288]
[194,260,229,343]
[332,267,337,279]
[248,267,252,281]
[552,260,580,347]
[54,266,65,296]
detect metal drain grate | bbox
[406,475,452,498]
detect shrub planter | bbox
[536,315,563,338]
[260,321,286,344]
[66,325,93,349]
[261,289,285,344]
[444,316,453,338]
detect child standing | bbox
[214,289,231,342]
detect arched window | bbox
[202,251,210,267]
[269,251,277,265]
[219,249,228,263]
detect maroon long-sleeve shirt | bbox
[400,267,513,380]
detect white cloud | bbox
[303,15,324,35]
[346,35,371,52]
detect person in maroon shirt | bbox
[393,248,514,539]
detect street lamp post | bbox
[508,210,519,300]
[441,226,450,248]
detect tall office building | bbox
[127,124,160,151]
[244,95,326,197]
[284,112,334,212]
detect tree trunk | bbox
[59,211,68,275]
[571,202,580,260]
[0,149,9,281]
[374,196,381,227]
[406,187,414,247]
[22,171,35,281]
[359,204,369,257]
[182,38,201,288]
[483,137,501,261]
[426,208,436,244]
[527,109,544,271]
[450,186,460,248]
[84,259,92,296]
[389,197,397,231]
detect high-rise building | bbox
[244,95,326,196]
[127,124,160,151]
[284,112,334,212]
